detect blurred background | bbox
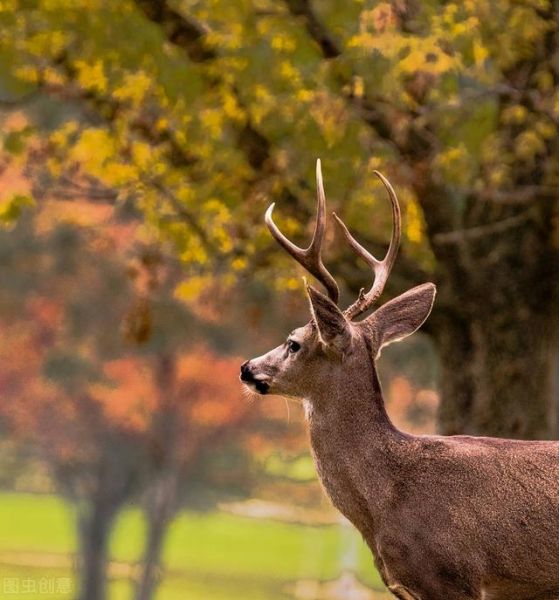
[0,0,557,599]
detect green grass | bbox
[0,494,76,555]
[0,493,388,599]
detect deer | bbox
[240,160,559,600]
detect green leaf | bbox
[3,127,34,155]
[0,194,35,224]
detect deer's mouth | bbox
[253,379,270,394]
[239,363,270,394]
[240,362,271,394]
[241,378,270,395]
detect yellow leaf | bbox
[131,141,152,169]
[74,59,107,94]
[353,76,364,99]
[271,33,296,52]
[200,109,223,139]
[501,105,527,125]
[175,276,212,301]
[113,72,152,105]
[231,257,247,271]
[515,130,545,161]
[71,128,115,170]
[102,163,137,185]
[406,200,423,244]
[279,61,301,87]
[473,40,488,67]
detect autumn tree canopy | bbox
[1,1,558,437]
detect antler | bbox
[265,159,339,303]
[333,171,401,320]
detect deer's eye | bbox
[287,340,301,353]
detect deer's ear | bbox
[365,283,436,351]
[306,284,351,353]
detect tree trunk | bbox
[432,204,559,439]
[134,354,180,600]
[134,508,170,600]
[77,501,115,600]
[436,310,555,438]
[554,351,559,437]
[134,473,178,600]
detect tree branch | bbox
[0,89,41,108]
[282,0,456,243]
[133,0,216,63]
[476,186,557,205]
[149,179,218,255]
[133,0,272,172]
[49,52,199,171]
[431,210,535,246]
[283,0,341,59]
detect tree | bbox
[132,349,249,600]
[0,196,252,600]
[0,210,144,600]
[1,0,558,438]
[124,253,251,600]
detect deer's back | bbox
[368,435,559,599]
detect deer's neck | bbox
[305,361,409,540]
[306,366,395,437]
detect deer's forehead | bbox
[290,324,315,341]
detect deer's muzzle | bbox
[240,360,270,394]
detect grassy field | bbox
[0,493,389,599]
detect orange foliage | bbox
[177,348,243,428]
[91,358,157,432]
[0,155,267,503]
[87,348,246,436]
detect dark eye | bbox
[287,340,301,353]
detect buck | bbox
[240,160,559,600]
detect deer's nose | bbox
[240,360,254,382]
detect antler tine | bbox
[265,159,339,303]
[333,170,401,320]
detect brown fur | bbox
[242,282,559,600]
